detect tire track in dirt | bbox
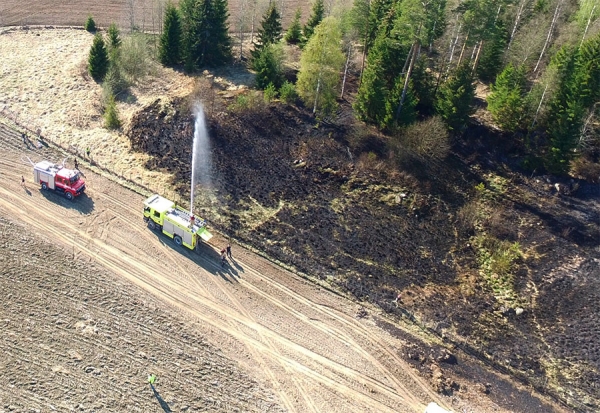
[0,189,407,413]
[92,187,404,412]
[0,134,434,412]
[236,254,446,409]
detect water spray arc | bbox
[190,104,212,219]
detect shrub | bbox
[104,94,121,129]
[571,157,600,183]
[84,15,97,32]
[263,83,277,103]
[396,116,450,159]
[279,81,297,104]
[119,34,154,82]
[228,91,264,113]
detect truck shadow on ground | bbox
[146,226,244,284]
[38,189,95,214]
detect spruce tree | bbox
[297,17,345,115]
[84,15,96,32]
[354,10,408,125]
[205,0,232,66]
[251,4,283,66]
[88,33,109,81]
[383,76,417,129]
[285,9,302,44]
[181,0,231,71]
[545,35,600,173]
[159,1,182,66]
[487,63,526,132]
[104,94,121,129]
[435,63,475,132]
[476,20,507,82]
[107,23,121,49]
[303,0,325,43]
[253,44,284,89]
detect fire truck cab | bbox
[33,160,85,200]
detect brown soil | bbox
[0,26,597,413]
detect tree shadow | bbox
[150,385,172,413]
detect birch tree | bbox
[296,17,345,116]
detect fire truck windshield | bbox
[69,173,80,185]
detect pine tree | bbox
[180,0,231,71]
[545,35,600,173]
[487,63,526,132]
[88,33,109,81]
[253,44,284,89]
[159,1,182,66]
[411,59,436,117]
[476,20,507,82]
[383,76,417,129]
[297,17,345,116]
[84,15,97,32]
[285,9,302,44]
[303,0,325,43]
[107,23,121,49]
[104,94,121,129]
[354,10,409,125]
[251,4,283,65]
[435,63,475,132]
[204,0,232,66]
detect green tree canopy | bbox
[251,4,283,65]
[285,9,303,44]
[303,0,325,43]
[107,23,122,49]
[88,33,109,81]
[297,17,345,116]
[253,43,284,89]
[181,0,231,71]
[487,63,526,132]
[159,1,182,66]
[435,63,475,131]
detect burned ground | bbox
[128,97,600,411]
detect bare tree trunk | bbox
[127,0,136,33]
[581,3,598,47]
[340,43,352,99]
[534,0,562,73]
[531,83,548,129]
[457,30,470,67]
[402,43,415,75]
[396,42,420,121]
[447,20,461,73]
[508,0,528,50]
[250,0,258,45]
[472,40,484,73]
[358,0,372,87]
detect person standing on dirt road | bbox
[148,374,157,390]
[226,243,232,259]
[74,158,79,170]
[21,175,26,188]
[86,147,90,158]
[220,248,227,267]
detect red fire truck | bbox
[33,160,86,200]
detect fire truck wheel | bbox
[148,221,156,230]
[41,182,48,190]
[173,235,182,246]
[65,192,74,201]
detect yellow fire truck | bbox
[143,194,212,250]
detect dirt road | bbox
[0,123,460,412]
